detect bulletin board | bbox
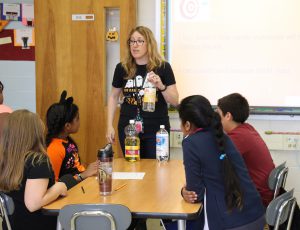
[0,29,34,61]
[0,2,34,61]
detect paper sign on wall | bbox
[14,29,35,49]
[21,4,34,26]
[1,3,21,21]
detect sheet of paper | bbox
[14,28,35,46]
[112,172,145,180]
[21,3,34,26]
[0,37,12,45]
[2,3,21,21]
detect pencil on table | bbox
[114,184,127,191]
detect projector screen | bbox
[168,0,300,108]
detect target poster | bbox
[173,0,210,22]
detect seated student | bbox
[46,91,98,183]
[178,95,265,229]
[0,81,13,114]
[217,93,275,206]
[183,93,275,208]
[0,110,67,230]
[0,81,13,140]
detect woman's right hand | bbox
[106,126,115,143]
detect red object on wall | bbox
[0,29,34,61]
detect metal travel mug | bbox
[97,143,114,195]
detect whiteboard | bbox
[168,0,300,108]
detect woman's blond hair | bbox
[0,110,49,192]
[122,26,164,79]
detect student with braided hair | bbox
[177,95,265,230]
[46,91,98,185]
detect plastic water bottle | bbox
[125,120,140,162]
[156,125,169,162]
[142,75,156,112]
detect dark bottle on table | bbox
[97,143,113,195]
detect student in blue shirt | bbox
[178,95,265,229]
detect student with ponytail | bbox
[178,95,265,229]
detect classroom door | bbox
[35,0,136,162]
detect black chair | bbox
[266,189,296,230]
[58,203,132,230]
[268,162,288,199]
[0,192,14,230]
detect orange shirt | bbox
[47,137,85,181]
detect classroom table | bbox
[43,158,202,230]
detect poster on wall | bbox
[0,3,21,21]
[21,3,34,26]
[14,28,35,49]
[0,29,35,61]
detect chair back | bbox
[266,189,296,230]
[0,192,15,230]
[58,204,132,230]
[268,161,288,199]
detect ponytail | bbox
[179,95,244,212]
[211,112,244,211]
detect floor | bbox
[147,219,164,230]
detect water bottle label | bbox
[156,135,168,146]
[143,88,156,103]
[99,162,112,184]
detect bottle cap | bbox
[129,120,135,124]
[160,125,165,129]
[97,143,114,158]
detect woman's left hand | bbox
[147,71,166,91]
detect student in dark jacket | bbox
[178,95,265,229]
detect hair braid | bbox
[211,112,244,211]
[179,95,244,212]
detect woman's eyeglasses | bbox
[128,39,145,46]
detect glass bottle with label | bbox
[125,120,140,162]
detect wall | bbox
[0,0,35,112]
[0,0,157,112]
[1,0,299,201]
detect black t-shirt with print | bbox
[4,154,57,230]
[112,61,176,119]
